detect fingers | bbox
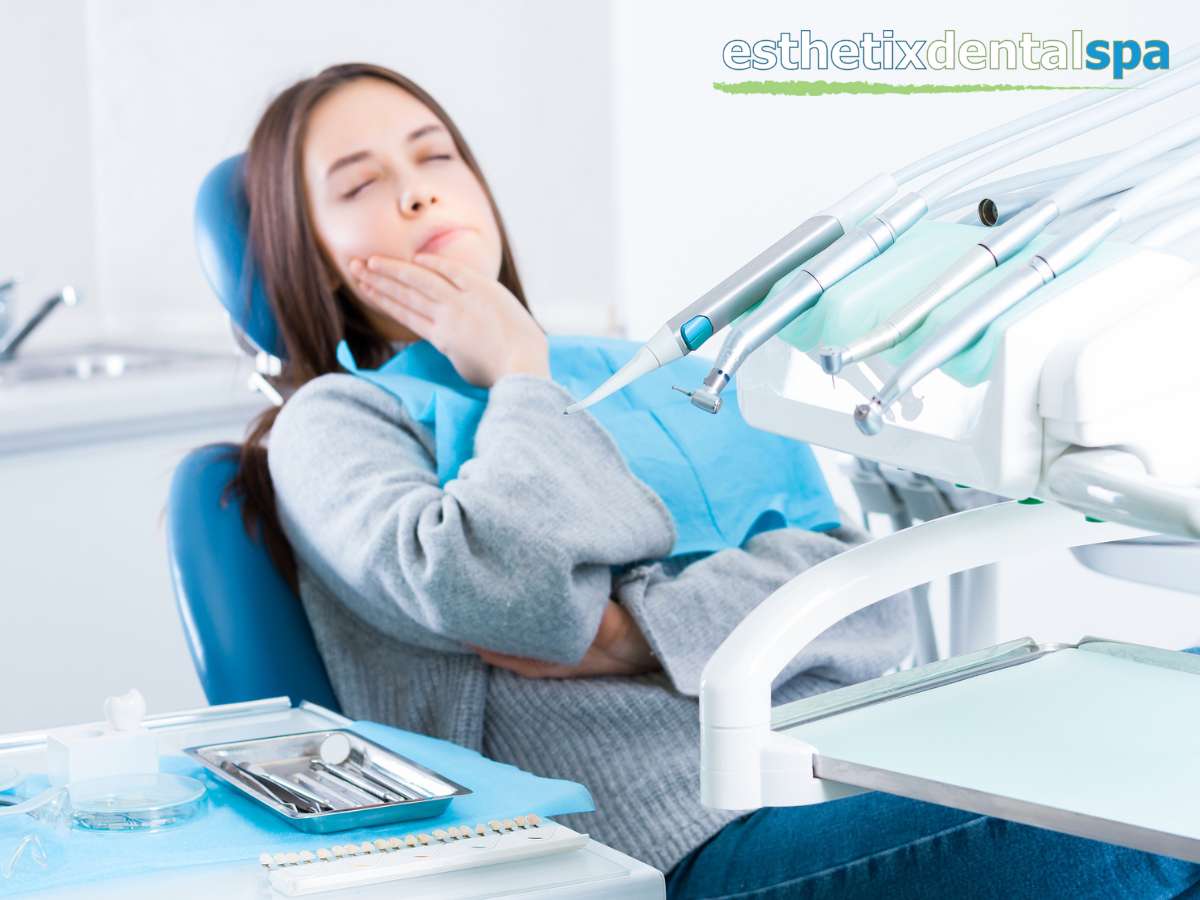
[364,255,460,302]
[354,283,437,344]
[412,252,477,291]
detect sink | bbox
[0,343,237,385]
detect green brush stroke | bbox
[713,79,1127,96]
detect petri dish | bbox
[68,773,206,832]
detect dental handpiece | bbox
[681,192,928,414]
[822,114,1200,378]
[560,174,899,415]
[854,142,1200,436]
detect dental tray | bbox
[774,637,1200,862]
[185,729,472,833]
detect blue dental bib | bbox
[337,335,838,557]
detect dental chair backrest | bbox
[194,153,286,358]
[164,154,339,711]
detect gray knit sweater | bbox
[267,369,914,873]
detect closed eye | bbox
[422,154,453,163]
[343,178,375,200]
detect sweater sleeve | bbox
[268,372,676,664]
[616,524,915,697]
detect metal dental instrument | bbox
[684,54,1200,414]
[309,759,398,803]
[318,733,430,799]
[854,139,1200,436]
[565,45,1200,417]
[247,764,335,812]
[819,116,1200,377]
[222,761,304,813]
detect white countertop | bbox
[0,341,269,455]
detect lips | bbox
[416,226,465,255]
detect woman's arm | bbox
[615,525,915,697]
[268,371,676,664]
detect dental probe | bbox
[559,51,1176,416]
[820,117,1200,376]
[683,54,1200,414]
[853,137,1200,436]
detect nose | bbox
[399,184,438,218]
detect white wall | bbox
[0,0,100,344]
[4,0,618,354]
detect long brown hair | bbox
[228,63,531,589]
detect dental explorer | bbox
[681,50,1200,414]
[560,59,1156,416]
[819,114,1200,378]
[853,134,1200,436]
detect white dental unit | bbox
[573,46,1200,863]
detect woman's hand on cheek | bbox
[349,253,549,388]
[468,601,660,679]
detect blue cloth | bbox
[337,335,839,557]
[666,646,1200,900]
[0,720,592,895]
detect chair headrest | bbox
[194,154,286,359]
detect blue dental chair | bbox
[165,154,339,712]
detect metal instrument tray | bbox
[185,728,472,834]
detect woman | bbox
[232,62,1200,898]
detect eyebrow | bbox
[324,123,447,179]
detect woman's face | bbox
[302,78,503,339]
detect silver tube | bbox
[686,193,928,413]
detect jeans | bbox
[666,646,1200,900]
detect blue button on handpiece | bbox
[680,315,714,351]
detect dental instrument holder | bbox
[46,689,158,786]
